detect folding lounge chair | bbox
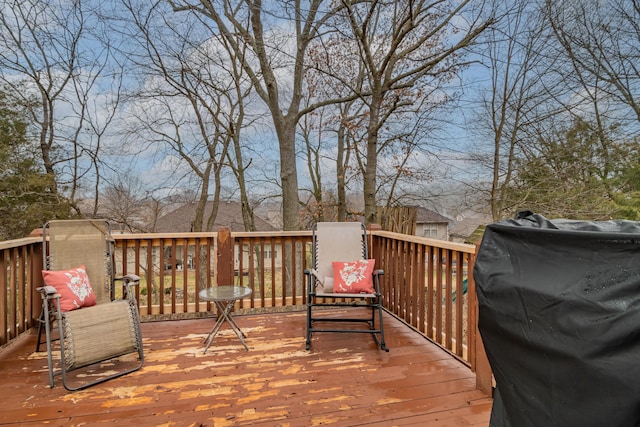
[35,219,144,391]
[304,222,388,351]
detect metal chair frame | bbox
[304,222,388,351]
[35,219,144,391]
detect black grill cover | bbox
[474,212,640,427]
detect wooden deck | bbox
[0,310,492,426]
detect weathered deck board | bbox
[0,310,491,426]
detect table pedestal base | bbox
[203,299,248,353]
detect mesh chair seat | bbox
[62,300,141,370]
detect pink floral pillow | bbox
[332,259,376,294]
[42,265,97,312]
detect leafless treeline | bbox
[0,0,638,234]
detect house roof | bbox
[448,210,492,243]
[415,206,452,224]
[464,225,487,245]
[154,201,277,232]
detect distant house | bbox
[153,201,278,272]
[154,200,277,233]
[415,207,452,241]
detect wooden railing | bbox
[0,227,492,394]
[368,228,491,392]
[0,237,43,348]
[113,230,313,319]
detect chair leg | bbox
[376,302,389,352]
[306,299,312,350]
[366,301,388,352]
[35,289,59,387]
[44,299,60,388]
[36,309,46,353]
[36,303,59,352]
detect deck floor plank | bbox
[0,310,491,426]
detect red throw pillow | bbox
[42,265,97,312]
[332,259,376,294]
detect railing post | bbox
[366,223,382,259]
[470,244,493,396]
[30,241,44,326]
[216,227,234,286]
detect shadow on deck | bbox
[0,310,491,426]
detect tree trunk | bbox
[275,116,301,231]
[363,97,381,225]
[192,162,212,232]
[336,123,347,221]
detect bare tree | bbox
[303,15,469,224]
[298,107,329,221]
[544,0,640,213]
[476,1,557,220]
[0,0,120,213]
[222,35,261,231]
[304,36,368,222]
[167,0,355,230]
[120,0,252,231]
[337,0,493,224]
[547,0,640,125]
[101,175,148,232]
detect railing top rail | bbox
[113,229,474,251]
[113,232,218,240]
[370,229,476,253]
[113,230,313,240]
[232,230,312,238]
[0,237,41,251]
